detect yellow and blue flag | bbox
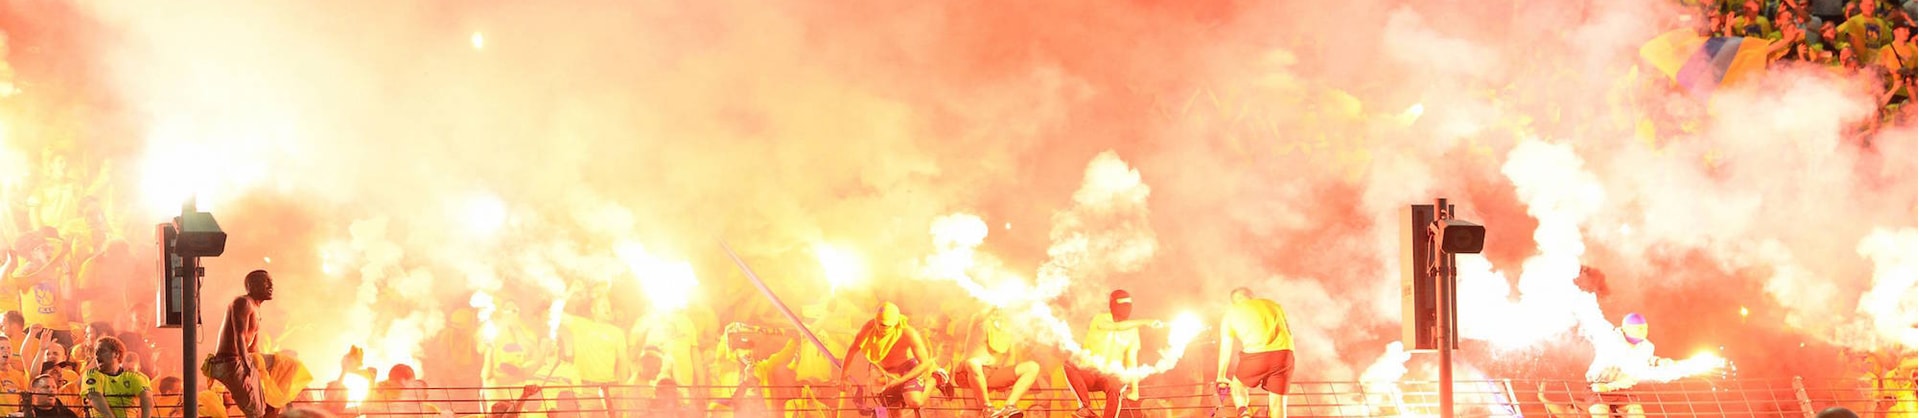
[1639,29,1774,98]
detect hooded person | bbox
[838,302,934,417]
[1585,313,1659,418]
[1065,290,1165,418]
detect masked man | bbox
[1066,290,1163,418]
[838,302,934,418]
[1586,313,1657,418]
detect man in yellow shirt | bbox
[1730,0,1775,37]
[1065,290,1163,418]
[564,299,629,387]
[81,337,151,418]
[1215,288,1295,418]
[1841,0,1895,57]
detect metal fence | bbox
[16,377,1915,418]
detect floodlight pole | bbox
[181,199,200,418]
[1433,198,1455,418]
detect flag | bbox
[1639,29,1774,97]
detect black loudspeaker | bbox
[1440,219,1486,254]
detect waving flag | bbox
[1639,29,1774,97]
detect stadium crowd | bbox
[0,0,1910,417]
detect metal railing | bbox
[8,377,1912,417]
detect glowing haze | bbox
[0,0,1898,384]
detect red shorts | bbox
[1235,350,1295,395]
[957,364,1020,389]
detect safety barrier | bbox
[9,377,1912,417]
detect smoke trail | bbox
[1033,150,1158,303]
[917,151,1203,380]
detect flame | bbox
[341,374,371,408]
[1455,140,1617,352]
[318,241,350,276]
[614,241,699,313]
[1857,228,1919,349]
[471,292,499,343]
[459,192,508,237]
[547,299,565,340]
[133,121,280,218]
[813,243,866,294]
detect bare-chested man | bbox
[958,308,1040,418]
[203,270,274,418]
[838,302,934,418]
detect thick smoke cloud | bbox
[0,0,1899,384]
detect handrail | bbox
[11,377,1911,417]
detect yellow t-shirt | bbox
[1081,314,1140,366]
[9,237,69,331]
[195,389,230,418]
[565,317,627,384]
[1224,298,1294,353]
[0,369,27,416]
[1728,16,1772,38]
[81,368,150,418]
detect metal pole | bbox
[720,241,843,370]
[180,198,200,418]
[1434,198,1454,418]
[183,255,199,418]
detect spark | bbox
[471,32,485,50]
[1396,103,1424,125]
[1739,306,1749,318]
[263,257,271,264]
[813,243,866,294]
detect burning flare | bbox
[813,243,866,294]
[1632,351,1731,383]
[615,241,700,313]
[341,374,371,408]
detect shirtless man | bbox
[958,308,1040,418]
[203,270,274,418]
[838,302,934,418]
